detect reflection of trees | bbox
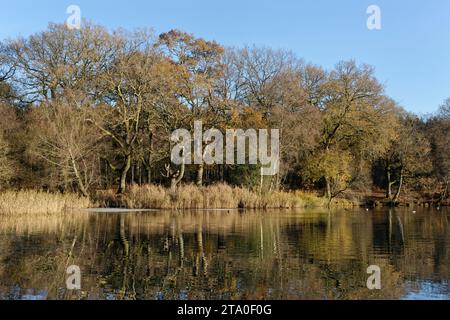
[0,209,448,300]
[393,210,449,281]
[0,213,92,299]
[116,215,134,299]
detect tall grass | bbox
[0,190,91,215]
[95,184,337,210]
[0,186,355,214]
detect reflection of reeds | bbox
[0,211,91,234]
[0,209,446,300]
[0,190,91,215]
[95,184,335,209]
[0,209,319,237]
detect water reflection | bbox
[0,208,448,300]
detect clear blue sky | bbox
[1,0,449,115]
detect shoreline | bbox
[0,185,447,215]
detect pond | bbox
[0,208,448,300]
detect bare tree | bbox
[383,115,431,202]
[5,23,118,103]
[0,101,19,188]
[0,132,14,188]
[89,31,166,193]
[28,92,102,196]
[425,99,450,203]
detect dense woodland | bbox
[0,23,448,204]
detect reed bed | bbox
[0,186,354,215]
[0,190,92,215]
[95,183,336,210]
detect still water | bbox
[0,208,448,300]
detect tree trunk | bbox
[196,164,204,187]
[138,163,142,185]
[147,131,153,184]
[393,170,403,203]
[147,167,152,184]
[386,167,392,199]
[325,177,332,200]
[439,179,449,204]
[259,172,264,193]
[70,157,89,198]
[170,148,186,191]
[118,154,132,194]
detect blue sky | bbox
[1,0,449,115]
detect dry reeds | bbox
[0,190,91,215]
[95,183,333,210]
[0,186,354,214]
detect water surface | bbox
[0,208,448,300]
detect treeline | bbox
[0,23,448,204]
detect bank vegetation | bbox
[0,23,448,210]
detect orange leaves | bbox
[225,106,266,130]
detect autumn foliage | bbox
[0,23,448,207]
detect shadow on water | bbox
[0,208,448,300]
